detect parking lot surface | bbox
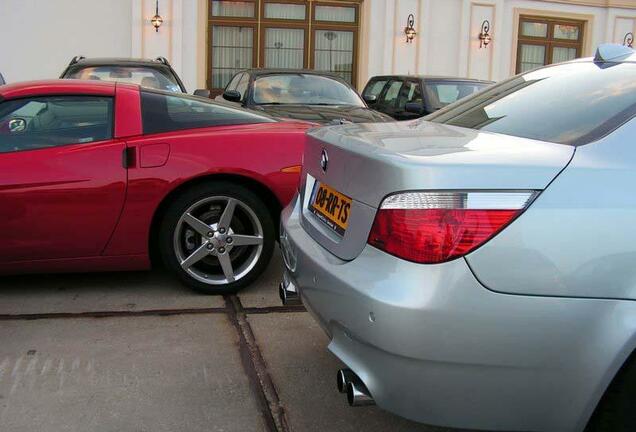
[0,253,459,432]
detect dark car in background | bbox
[60,56,210,97]
[215,69,392,124]
[0,73,5,85]
[362,75,493,120]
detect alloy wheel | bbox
[173,196,264,285]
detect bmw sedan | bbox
[279,44,636,431]
[0,80,312,294]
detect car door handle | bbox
[122,147,136,168]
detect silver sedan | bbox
[279,44,636,432]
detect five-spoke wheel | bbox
[160,182,275,294]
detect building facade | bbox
[1,0,635,92]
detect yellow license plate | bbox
[310,182,352,235]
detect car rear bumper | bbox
[280,194,635,432]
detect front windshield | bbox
[252,74,364,106]
[426,62,636,146]
[67,66,182,93]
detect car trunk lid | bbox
[298,120,574,260]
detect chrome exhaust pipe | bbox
[337,369,375,406]
[347,380,375,407]
[279,274,301,306]
[336,369,356,393]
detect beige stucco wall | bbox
[1,0,635,91]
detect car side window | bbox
[235,74,250,100]
[0,96,113,154]
[381,80,404,107]
[225,73,243,92]
[397,81,423,111]
[363,79,388,100]
[140,90,274,135]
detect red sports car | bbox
[0,80,312,293]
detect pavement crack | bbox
[243,305,306,314]
[224,294,291,432]
[0,307,227,321]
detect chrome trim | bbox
[380,191,537,210]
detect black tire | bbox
[586,354,636,432]
[159,181,275,294]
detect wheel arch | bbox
[583,341,636,431]
[148,173,283,267]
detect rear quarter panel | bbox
[466,118,636,300]
[104,122,310,256]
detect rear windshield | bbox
[66,66,183,93]
[141,90,274,135]
[426,62,636,145]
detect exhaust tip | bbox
[279,281,302,306]
[346,381,375,407]
[337,369,356,394]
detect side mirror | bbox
[405,102,426,115]
[8,118,26,133]
[363,94,377,104]
[223,90,242,103]
[193,89,211,98]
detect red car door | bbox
[0,90,128,263]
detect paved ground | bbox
[0,252,459,432]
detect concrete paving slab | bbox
[0,314,265,432]
[249,312,460,432]
[0,270,224,315]
[238,251,283,309]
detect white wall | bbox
[0,0,133,83]
[1,0,635,90]
[0,0,203,91]
[358,0,636,87]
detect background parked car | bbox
[280,44,636,432]
[0,80,312,294]
[60,56,211,97]
[0,73,5,85]
[362,75,493,120]
[215,69,392,124]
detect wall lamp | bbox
[404,14,417,43]
[151,0,164,32]
[624,32,634,48]
[479,20,492,48]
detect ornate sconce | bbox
[404,14,416,43]
[151,0,164,33]
[624,32,634,48]
[479,20,492,48]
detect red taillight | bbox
[368,192,536,264]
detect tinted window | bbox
[252,74,364,106]
[235,73,250,99]
[141,90,274,135]
[225,72,243,91]
[0,96,113,153]
[397,81,423,111]
[363,79,388,99]
[424,81,490,110]
[67,66,182,92]
[381,80,403,106]
[427,62,636,145]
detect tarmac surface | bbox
[0,252,461,432]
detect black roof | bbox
[68,57,172,68]
[241,68,343,79]
[367,74,494,84]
